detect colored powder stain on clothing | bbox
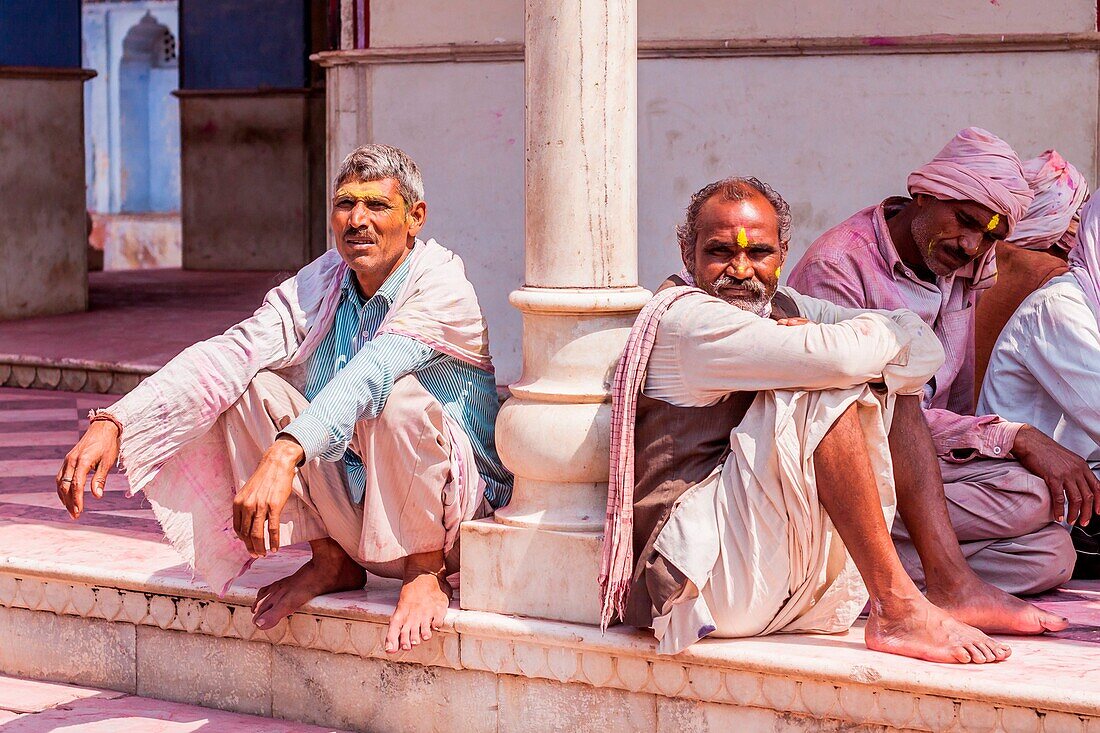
[737,228,749,248]
[987,213,1001,232]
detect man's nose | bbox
[727,253,754,279]
[349,202,369,229]
[959,230,984,256]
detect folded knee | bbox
[1016,527,1075,595]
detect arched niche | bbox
[119,12,180,213]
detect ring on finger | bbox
[60,477,73,485]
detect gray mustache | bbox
[712,275,766,295]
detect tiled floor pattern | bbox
[0,674,350,731]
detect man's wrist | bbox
[268,435,306,467]
[1010,424,1035,459]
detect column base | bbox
[459,518,603,626]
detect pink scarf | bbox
[599,285,699,630]
[1009,150,1089,253]
[113,238,492,495]
[1069,197,1100,326]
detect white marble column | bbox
[460,0,648,625]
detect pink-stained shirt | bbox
[788,197,1023,462]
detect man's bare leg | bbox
[815,403,1009,663]
[252,537,366,630]
[889,395,1068,634]
[382,549,452,654]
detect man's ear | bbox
[406,200,427,243]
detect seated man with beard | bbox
[600,177,1067,664]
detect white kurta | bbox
[642,287,944,654]
[980,273,1100,465]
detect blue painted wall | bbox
[0,0,81,68]
[84,2,180,213]
[180,0,307,89]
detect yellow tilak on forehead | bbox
[334,182,388,201]
[985,214,1001,232]
[737,228,749,248]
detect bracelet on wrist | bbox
[88,409,124,437]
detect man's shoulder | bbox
[801,206,882,265]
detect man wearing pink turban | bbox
[974,151,1090,390]
[790,128,1090,622]
[981,196,1100,576]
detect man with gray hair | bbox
[56,144,512,654]
[601,176,1065,663]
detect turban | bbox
[1069,196,1100,326]
[906,127,1034,231]
[1008,150,1090,252]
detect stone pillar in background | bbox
[0,2,90,319]
[460,0,647,625]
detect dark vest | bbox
[624,278,800,627]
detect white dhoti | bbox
[142,371,486,595]
[652,385,897,655]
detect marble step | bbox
[1,387,1099,732]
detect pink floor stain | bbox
[0,675,349,732]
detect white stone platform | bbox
[2,388,1099,732]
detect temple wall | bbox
[319,0,1100,384]
[367,0,1097,46]
[179,90,326,271]
[328,46,1098,385]
[177,0,327,272]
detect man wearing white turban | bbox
[790,128,1087,615]
[981,197,1100,576]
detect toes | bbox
[952,645,973,664]
[400,622,413,651]
[1041,613,1069,633]
[420,619,434,642]
[385,616,403,654]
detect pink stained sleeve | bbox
[923,407,1024,462]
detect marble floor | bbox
[0,674,350,731]
[0,269,277,371]
[2,386,1100,726]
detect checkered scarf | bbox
[599,284,699,630]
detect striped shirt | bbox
[788,198,1022,462]
[281,256,512,507]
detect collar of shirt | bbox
[871,196,981,293]
[340,252,412,310]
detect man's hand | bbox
[56,421,121,519]
[232,436,305,557]
[776,317,812,327]
[1013,425,1100,526]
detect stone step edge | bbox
[0,355,515,401]
[0,562,1093,733]
[0,354,155,395]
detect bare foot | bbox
[384,572,452,654]
[251,538,366,630]
[865,594,1012,664]
[927,576,1068,635]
